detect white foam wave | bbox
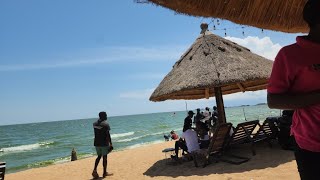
[111,132,134,138]
[53,157,71,165]
[0,141,54,153]
[116,136,145,143]
[115,130,182,143]
[126,140,163,149]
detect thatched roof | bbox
[142,0,308,33]
[150,25,273,102]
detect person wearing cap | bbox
[267,1,320,179]
[92,112,113,178]
[184,110,195,128]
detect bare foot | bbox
[92,170,99,179]
[103,172,113,178]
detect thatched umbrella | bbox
[139,0,308,33]
[150,24,273,124]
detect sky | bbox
[0,1,304,125]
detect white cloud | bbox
[0,36,280,72]
[225,36,282,60]
[0,45,186,72]
[223,90,267,102]
[119,88,155,99]
[172,90,266,109]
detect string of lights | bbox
[202,18,265,37]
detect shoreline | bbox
[5,140,165,174]
[6,141,299,180]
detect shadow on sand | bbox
[144,142,295,178]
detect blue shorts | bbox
[95,146,109,156]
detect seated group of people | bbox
[171,112,211,160]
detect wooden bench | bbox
[252,118,279,146]
[193,123,232,167]
[0,162,5,180]
[228,120,260,155]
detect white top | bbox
[182,129,200,153]
[201,110,211,122]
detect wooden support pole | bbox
[237,83,246,92]
[205,88,210,99]
[214,87,226,124]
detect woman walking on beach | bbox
[267,1,320,179]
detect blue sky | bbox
[0,1,302,125]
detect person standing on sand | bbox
[184,110,195,128]
[267,1,320,179]
[193,108,204,125]
[92,111,113,178]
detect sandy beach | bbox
[6,141,299,180]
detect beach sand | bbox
[6,141,299,180]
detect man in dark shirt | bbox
[184,110,195,128]
[211,106,218,126]
[92,111,113,178]
[193,108,204,124]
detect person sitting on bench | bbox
[172,124,200,160]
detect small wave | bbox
[126,140,163,149]
[116,136,144,143]
[111,132,134,138]
[0,141,55,153]
[115,130,182,143]
[26,153,94,169]
[148,129,182,136]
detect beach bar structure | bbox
[138,0,308,33]
[150,24,273,124]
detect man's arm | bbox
[267,92,320,109]
[106,131,112,146]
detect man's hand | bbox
[109,144,113,152]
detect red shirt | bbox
[171,133,179,140]
[268,36,320,152]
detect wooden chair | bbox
[0,162,5,180]
[252,118,280,146]
[192,123,232,167]
[228,120,260,155]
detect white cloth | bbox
[182,129,200,153]
[200,110,211,123]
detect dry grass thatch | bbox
[144,0,308,33]
[150,27,273,102]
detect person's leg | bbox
[92,147,102,178]
[102,155,107,176]
[180,142,188,154]
[200,140,209,149]
[174,141,180,158]
[174,141,188,158]
[94,155,101,171]
[294,146,320,180]
[101,146,113,177]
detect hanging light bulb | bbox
[224,28,227,37]
[261,29,264,33]
[213,25,216,30]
